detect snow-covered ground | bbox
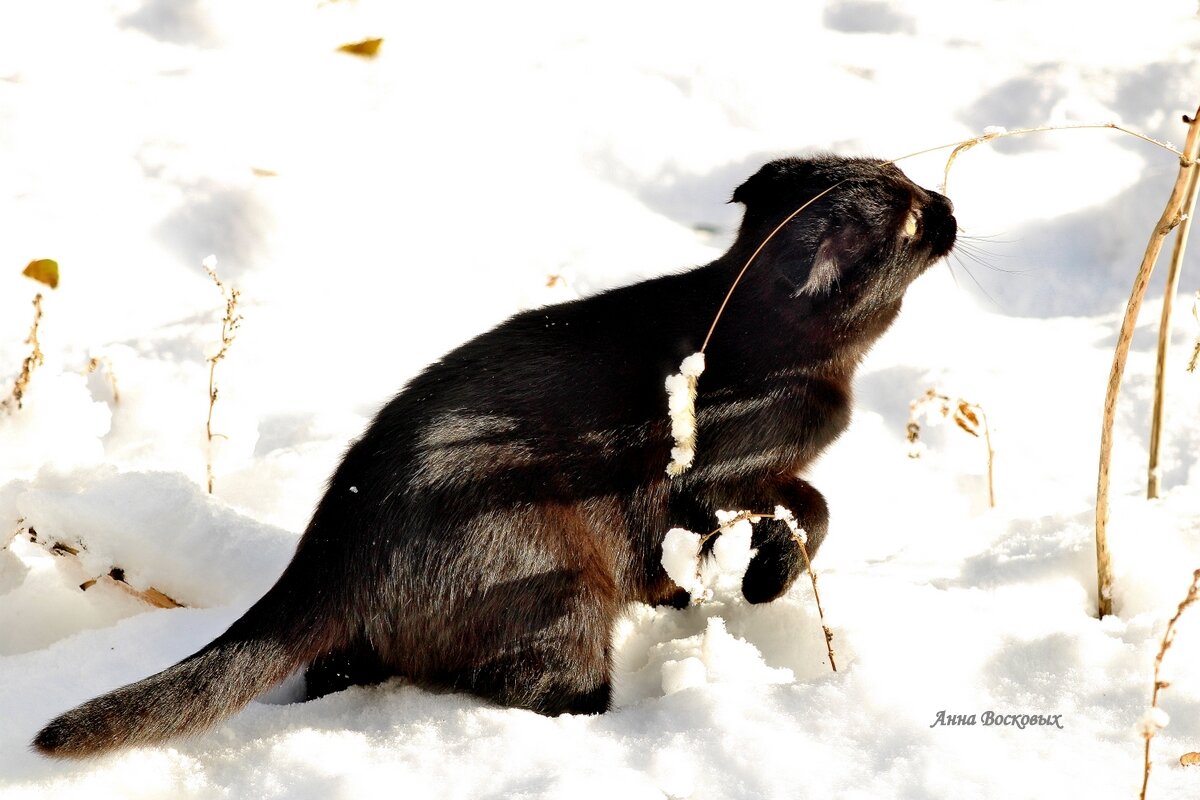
[3,1,1200,797]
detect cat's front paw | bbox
[740,536,800,604]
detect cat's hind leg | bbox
[305,636,392,700]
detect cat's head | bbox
[731,155,956,316]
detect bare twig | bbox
[889,121,1182,178]
[1096,108,1200,619]
[1190,291,1200,373]
[700,508,837,672]
[1140,568,1200,800]
[1148,167,1200,499]
[4,293,45,411]
[24,526,184,609]
[83,356,120,403]
[203,256,242,495]
[907,389,996,508]
[793,529,837,672]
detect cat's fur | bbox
[34,155,955,757]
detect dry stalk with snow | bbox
[933,107,1200,618]
[774,505,837,672]
[3,293,45,412]
[203,255,243,495]
[1139,568,1200,800]
[22,524,183,610]
[907,388,995,508]
[665,354,705,475]
[669,507,837,673]
[663,183,844,477]
[83,356,120,403]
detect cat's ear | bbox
[730,159,809,207]
[730,167,769,206]
[793,239,840,296]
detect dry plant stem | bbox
[26,527,183,609]
[794,532,837,673]
[908,390,995,508]
[699,182,844,353]
[5,293,45,410]
[84,356,120,403]
[204,263,242,495]
[980,408,996,509]
[1140,568,1200,800]
[697,510,837,673]
[1096,107,1200,619]
[939,123,1181,192]
[1148,166,1200,499]
[888,122,1182,176]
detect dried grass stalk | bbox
[203,256,242,495]
[907,389,995,508]
[1148,166,1200,499]
[4,293,45,411]
[1140,568,1200,800]
[695,508,837,672]
[84,356,120,403]
[26,526,184,610]
[1096,107,1200,619]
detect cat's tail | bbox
[31,554,346,759]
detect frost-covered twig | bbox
[774,505,836,672]
[1096,106,1200,619]
[665,353,705,475]
[3,293,45,412]
[203,255,243,495]
[665,182,845,476]
[22,524,183,610]
[1139,568,1200,800]
[907,389,995,508]
[662,507,836,673]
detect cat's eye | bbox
[904,210,921,237]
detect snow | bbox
[666,353,705,476]
[3,0,1200,797]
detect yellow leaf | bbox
[23,259,59,288]
[338,38,383,58]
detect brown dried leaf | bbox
[954,402,982,437]
[1181,751,1200,766]
[338,38,383,58]
[22,259,59,288]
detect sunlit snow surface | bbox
[3,1,1200,797]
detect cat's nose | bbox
[930,192,954,215]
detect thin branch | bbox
[203,257,242,495]
[700,509,837,673]
[4,293,45,411]
[1140,568,1200,800]
[793,529,837,672]
[889,121,1182,176]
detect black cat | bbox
[34,155,955,757]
